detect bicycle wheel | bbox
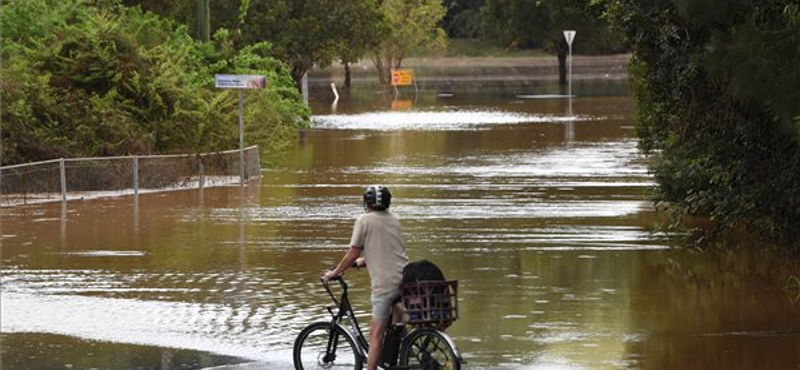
[293,321,363,370]
[400,328,461,370]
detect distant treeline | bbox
[1,0,624,166]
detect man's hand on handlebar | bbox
[322,270,340,282]
[322,258,365,282]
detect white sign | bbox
[213,74,266,184]
[563,30,576,46]
[215,74,266,89]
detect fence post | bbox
[60,158,67,202]
[133,156,139,196]
[198,155,205,189]
[255,147,262,177]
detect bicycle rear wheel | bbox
[400,328,461,370]
[293,321,363,370]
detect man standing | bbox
[323,185,409,370]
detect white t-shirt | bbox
[350,211,409,296]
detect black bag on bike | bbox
[402,259,445,283]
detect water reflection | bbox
[628,248,800,369]
[61,201,67,251]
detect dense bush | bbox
[604,0,800,254]
[0,0,309,166]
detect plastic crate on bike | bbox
[400,280,459,330]
[400,260,458,330]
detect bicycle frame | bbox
[321,277,369,361]
[319,277,464,370]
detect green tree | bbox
[336,0,389,89]
[442,0,484,38]
[237,0,386,90]
[120,0,236,42]
[604,0,800,254]
[481,0,623,85]
[1,0,308,165]
[372,0,447,85]
[123,0,389,90]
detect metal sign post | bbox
[238,89,245,184]
[215,74,266,185]
[563,30,576,117]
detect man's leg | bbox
[366,317,388,370]
[391,301,407,324]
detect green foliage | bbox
[121,0,438,88]
[1,0,308,166]
[335,0,389,66]
[235,0,386,89]
[604,0,800,254]
[372,0,448,85]
[480,0,625,85]
[120,0,386,87]
[442,0,484,38]
[480,0,624,54]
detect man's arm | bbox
[323,246,362,281]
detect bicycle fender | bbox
[438,331,464,363]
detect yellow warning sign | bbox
[391,69,414,86]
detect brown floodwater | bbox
[2,79,798,370]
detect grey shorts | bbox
[371,289,401,320]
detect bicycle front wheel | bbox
[400,328,461,370]
[293,321,363,370]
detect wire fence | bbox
[0,146,260,206]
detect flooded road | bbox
[2,80,799,369]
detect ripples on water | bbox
[2,103,672,369]
[2,267,331,362]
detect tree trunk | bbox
[196,0,210,42]
[344,62,352,89]
[372,54,390,85]
[291,65,306,94]
[557,49,567,87]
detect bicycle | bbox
[293,273,463,370]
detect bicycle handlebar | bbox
[320,260,364,301]
[320,275,348,306]
[321,261,362,282]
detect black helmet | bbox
[363,185,391,211]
